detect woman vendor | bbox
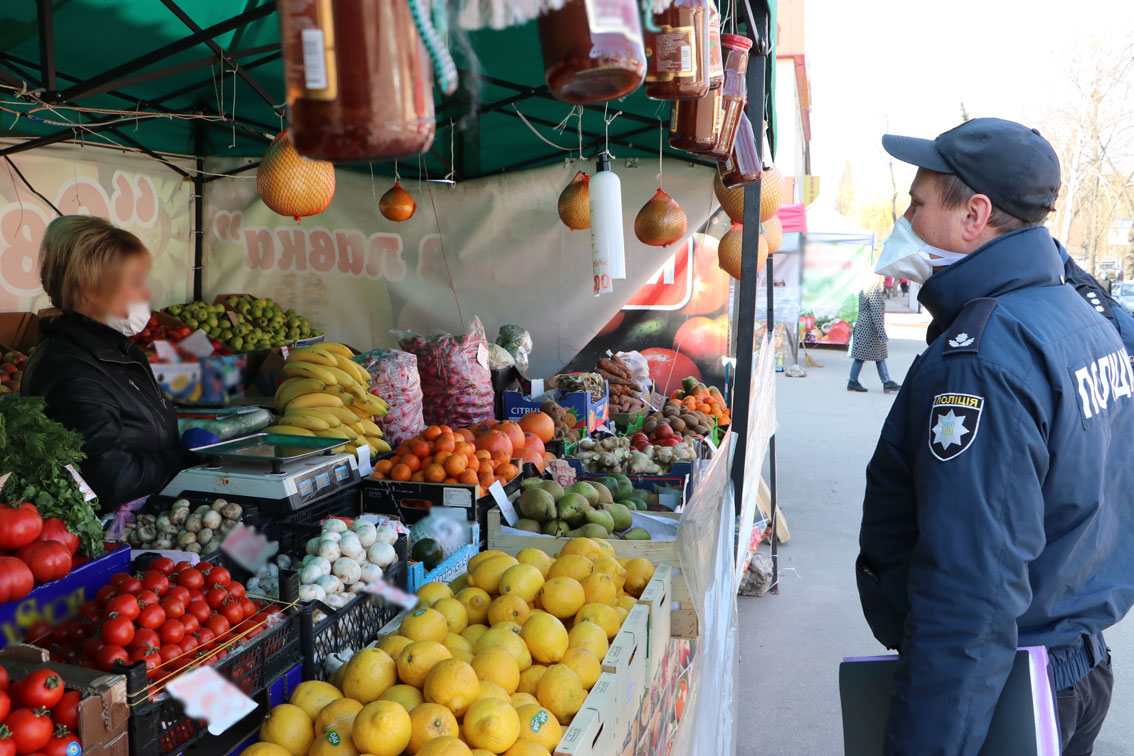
[22,215,196,511]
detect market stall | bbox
[0,0,780,754]
[797,204,877,347]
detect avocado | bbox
[411,538,444,569]
[513,518,542,533]
[565,481,600,507]
[518,488,557,523]
[608,503,633,532]
[557,492,591,527]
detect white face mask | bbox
[923,245,967,268]
[107,301,152,336]
[876,217,933,284]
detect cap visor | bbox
[881,134,953,173]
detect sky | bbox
[804,0,1134,209]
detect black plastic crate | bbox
[267,488,361,557]
[121,598,302,756]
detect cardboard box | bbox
[0,312,39,353]
[1,645,129,756]
[151,353,247,406]
[602,604,649,718]
[0,544,130,647]
[503,382,609,434]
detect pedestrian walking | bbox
[847,279,900,393]
[856,118,1134,756]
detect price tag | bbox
[547,460,576,489]
[530,378,545,397]
[64,465,97,501]
[488,481,518,526]
[0,472,10,492]
[221,523,278,573]
[476,343,489,370]
[152,339,180,362]
[355,445,373,477]
[364,579,418,610]
[225,311,240,328]
[179,329,216,358]
[166,666,257,735]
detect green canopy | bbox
[0,0,773,179]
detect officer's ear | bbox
[961,193,995,244]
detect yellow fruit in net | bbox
[498,564,545,603]
[314,698,363,738]
[547,555,594,582]
[472,646,521,693]
[401,608,450,643]
[560,648,601,690]
[416,582,454,606]
[240,745,292,756]
[568,621,609,659]
[463,697,521,754]
[445,632,474,656]
[476,679,512,703]
[432,598,470,634]
[520,613,568,664]
[398,640,453,688]
[535,664,586,725]
[407,702,459,754]
[538,577,585,620]
[457,588,493,625]
[512,701,562,751]
[475,628,531,670]
[419,736,473,756]
[424,658,481,717]
[380,684,424,712]
[557,538,603,561]
[579,573,616,606]
[591,557,626,591]
[468,550,508,573]
[379,634,414,659]
[448,574,469,593]
[488,595,531,626]
[504,741,551,756]
[307,730,359,756]
[510,692,540,709]
[615,595,637,612]
[290,680,344,721]
[259,703,314,756]
[462,623,490,645]
[352,700,412,756]
[516,548,555,577]
[623,558,656,597]
[516,665,547,696]
[574,603,621,640]
[472,555,519,595]
[342,647,397,703]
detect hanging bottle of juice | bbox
[644,0,710,100]
[539,0,646,104]
[279,0,435,161]
[718,112,761,188]
[703,33,752,158]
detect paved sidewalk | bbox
[737,318,1134,756]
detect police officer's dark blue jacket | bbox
[857,225,1134,756]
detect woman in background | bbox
[848,278,900,393]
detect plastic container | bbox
[703,33,752,159]
[539,0,646,104]
[279,0,435,161]
[669,88,721,152]
[644,0,710,100]
[718,112,761,188]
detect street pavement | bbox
[737,315,1134,756]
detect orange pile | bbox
[371,414,559,495]
[669,385,732,427]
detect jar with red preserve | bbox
[539,0,646,104]
[644,0,710,100]
[279,0,435,162]
[669,88,721,152]
[706,0,724,88]
[718,112,761,188]
[703,33,752,159]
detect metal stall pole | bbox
[192,120,205,301]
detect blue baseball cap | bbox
[882,117,1061,223]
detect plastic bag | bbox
[355,348,426,444]
[394,316,495,427]
[488,344,515,370]
[496,324,532,375]
[615,350,653,399]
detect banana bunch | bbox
[265,342,392,456]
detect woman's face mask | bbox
[107,301,152,336]
[875,217,965,284]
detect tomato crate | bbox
[121,605,303,756]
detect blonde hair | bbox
[40,216,147,312]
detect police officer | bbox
[856,118,1134,756]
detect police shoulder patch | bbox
[928,393,984,461]
[942,297,998,356]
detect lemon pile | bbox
[241,538,657,756]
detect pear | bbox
[565,481,600,507]
[513,518,542,533]
[557,493,591,527]
[608,503,633,532]
[571,523,611,539]
[535,479,566,501]
[584,508,614,533]
[518,488,557,523]
[592,482,614,505]
[543,520,570,536]
[623,527,651,541]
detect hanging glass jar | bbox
[279,0,435,161]
[702,33,751,159]
[538,0,646,104]
[718,112,761,188]
[669,88,721,152]
[644,0,710,100]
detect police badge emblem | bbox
[928,393,984,461]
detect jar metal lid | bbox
[720,33,753,51]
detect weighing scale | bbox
[159,433,361,513]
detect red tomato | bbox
[137,605,166,630]
[101,617,135,648]
[13,669,64,709]
[135,590,159,608]
[0,665,8,692]
[179,634,199,655]
[42,729,81,756]
[173,560,194,574]
[141,570,169,597]
[186,600,210,623]
[158,644,182,664]
[129,647,161,680]
[196,561,215,577]
[110,572,132,587]
[205,587,228,610]
[167,585,191,604]
[105,595,140,622]
[52,690,80,733]
[149,557,175,576]
[220,600,244,626]
[208,567,231,588]
[159,596,185,619]
[0,557,34,603]
[226,582,246,601]
[5,707,52,753]
[177,568,204,591]
[32,518,78,555]
[117,576,143,595]
[78,601,101,625]
[0,690,9,722]
[240,598,256,618]
[195,627,216,650]
[0,502,43,550]
[81,637,105,660]
[0,728,14,756]
[14,541,70,585]
[25,619,51,646]
[95,584,117,606]
[179,613,200,635]
[51,620,82,646]
[94,644,129,673]
[205,614,230,638]
[159,620,185,645]
[128,627,160,653]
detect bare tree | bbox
[835,161,855,217]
